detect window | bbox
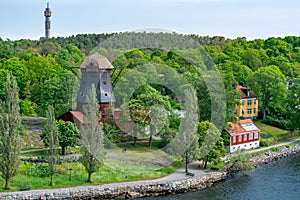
[254,132,258,139]
[244,134,247,141]
[247,109,252,114]
[238,135,242,142]
[254,99,257,105]
[254,108,256,114]
[247,100,252,106]
[233,136,236,143]
[249,133,253,140]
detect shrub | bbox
[260,138,275,147]
[26,165,50,177]
[265,116,291,130]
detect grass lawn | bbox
[2,143,181,192]
[253,120,289,138]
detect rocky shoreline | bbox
[248,143,300,167]
[1,143,300,200]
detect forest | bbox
[0,32,299,130]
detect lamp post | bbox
[68,168,73,182]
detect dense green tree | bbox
[56,120,79,155]
[285,80,300,133]
[247,65,287,121]
[0,75,22,189]
[232,63,253,84]
[128,99,147,146]
[264,37,292,58]
[241,48,267,71]
[135,86,171,147]
[0,57,29,99]
[51,44,84,68]
[40,71,78,117]
[21,54,63,107]
[197,121,226,169]
[183,71,211,121]
[158,113,180,147]
[0,40,16,59]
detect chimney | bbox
[247,89,250,97]
[235,117,239,124]
[239,82,245,87]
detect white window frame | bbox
[238,135,242,142]
[244,134,247,141]
[249,133,253,140]
[247,100,252,106]
[254,132,258,139]
[247,108,252,114]
[233,136,236,143]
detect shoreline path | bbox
[1,138,299,198]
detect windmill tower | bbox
[44,2,52,38]
[76,53,115,122]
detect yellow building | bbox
[235,84,258,119]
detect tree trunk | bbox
[149,135,153,148]
[133,136,137,146]
[262,103,266,122]
[88,172,92,183]
[204,156,208,169]
[149,124,155,148]
[62,146,65,156]
[185,152,189,174]
[50,174,53,186]
[5,177,9,190]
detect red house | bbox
[58,110,84,128]
[226,118,260,152]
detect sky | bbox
[0,0,300,40]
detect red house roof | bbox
[236,85,257,99]
[226,118,260,136]
[58,110,84,127]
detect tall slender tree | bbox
[43,105,59,186]
[0,75,22,189]
[80,85,105,183]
